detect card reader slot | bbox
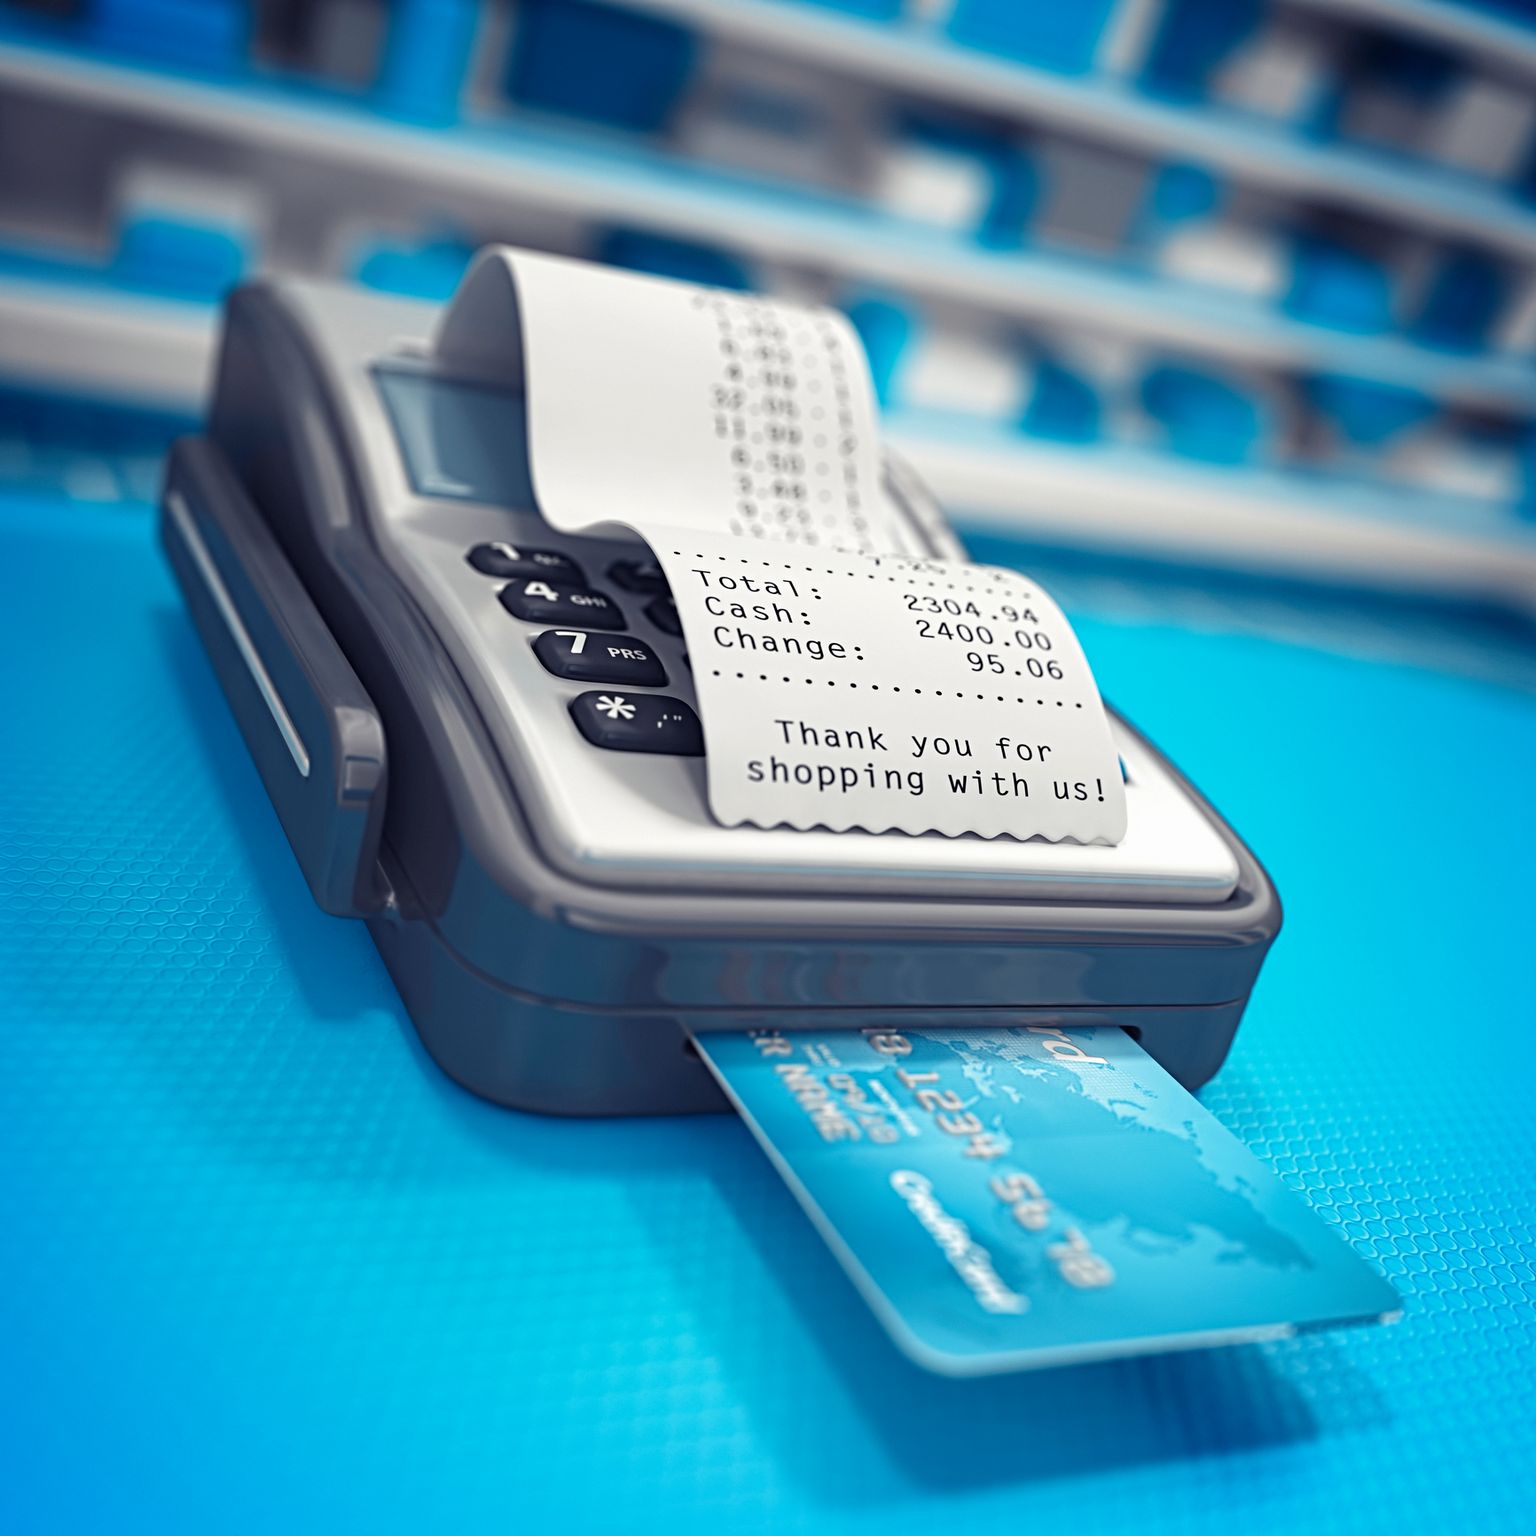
[160,437,388,917]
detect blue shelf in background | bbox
[5,31,1536,421]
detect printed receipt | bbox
[441,246,912,554]
[652,532,1127,843]
[437,248,1127,842]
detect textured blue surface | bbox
[2,494,1534,1534]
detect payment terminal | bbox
[159,269,1281,1118]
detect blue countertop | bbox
[2,493,1532,1534]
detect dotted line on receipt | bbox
[708,671,1084,704]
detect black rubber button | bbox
[607,558,670,595]
[467,542,583,581]
[645,596,683,637]
[499,578,623,630]
[569,691,703,755]
[533,629,667,687]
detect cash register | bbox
[159,266,1280,1117]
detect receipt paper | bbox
[442,248,906,553]
[653,532,1126,841]
[438,247,1126,842]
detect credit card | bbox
[692,1023,1399,1376]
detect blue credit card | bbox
[692,1024,1399,1376]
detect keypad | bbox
[607,558,670,595]
[534,629,667,687]
[499,576,624,630]
[645,596,683,637]
[462,535,701,754]
[570,691,704,755]
[468,542,583,582]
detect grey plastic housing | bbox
[160,277,1282,1115]
[161,436,387,917]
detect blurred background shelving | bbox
[4,0,1536,618]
